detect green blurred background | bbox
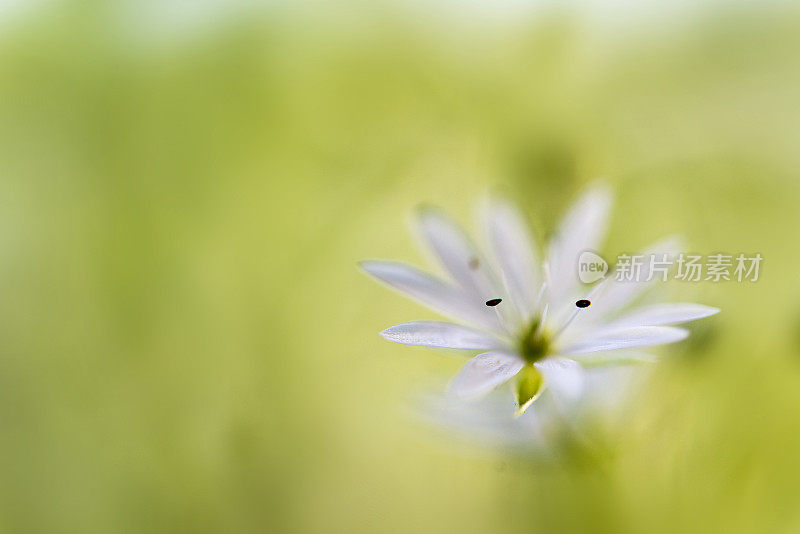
[0,1,799,532]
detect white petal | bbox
[606,303,720,329]
[448,352,524,399]
[547,183,612,306]
[560,325,688,355]
[569,236,685,328]
[483,197,540,321]
[421,393,553,452]
[380,321,501,350]
[416,207,498,298]
[599,236,685,313]
[360,260,499,331]
[535,357,584,402]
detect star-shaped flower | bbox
[360,184,719,414]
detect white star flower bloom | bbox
[360,184,719,414]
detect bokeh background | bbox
[0,0,799,532]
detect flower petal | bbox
[359,260,499,331]
[535,357,584,403]
[416,207,498,298]
[606,303,720,329]
[380,321,501,350]
[514,365,544,415]
[547,183,612,307]
[421,393,553,452]
[598,236,685,313]
[560,326,689,355]
[483,197,540,321]
[449,352,524,399]
[568,236,685,329]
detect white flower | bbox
[360,184,719,414]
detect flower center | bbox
[518,319,550,364]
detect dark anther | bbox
[485,298,502,307]
[468,257,480,270]
[575,299,591,308]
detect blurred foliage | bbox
[0,1,799,532]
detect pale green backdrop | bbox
[0,1,798,532]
